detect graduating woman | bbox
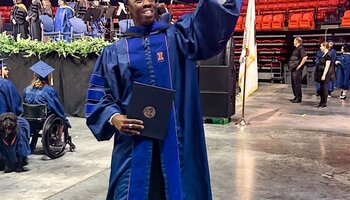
[86,0,240,199]
[23,61,71,128]
[11,0,29,39]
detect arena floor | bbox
[1,83,350,200]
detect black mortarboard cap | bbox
[30,61,55,78]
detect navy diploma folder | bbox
[126,82,175,140]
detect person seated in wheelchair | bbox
[23,61,71,145]
[0,112,31,173]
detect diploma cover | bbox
[127,82,175,139]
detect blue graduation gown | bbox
[86,0,241,199]
[23,85,71,128]
[335,53,350,89]
[54,6,74,41]
[0,78,23,116]
[0,78,31,160]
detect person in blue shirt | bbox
[0,64,31,172]
[85,0,240,199]
[335,44,350,99]
[54,0,74,41]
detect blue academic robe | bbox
[0,78,23,116]
[86,0,241,199]
[0,78,31,160]
[335,53,350,89]
[54,5,74,41]
[23,85,71,128]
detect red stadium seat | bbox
[271,14,285,30]
[256,15,263,31]
[299,12,315,29]
[235,16,244,32]
[288,13,302,29]
[261,15,273,30]
[341,10,350,27]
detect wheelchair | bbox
[22,103,76,159]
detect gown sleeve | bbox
[0,80,23,116]
[85,44,130,141]
[44,87,72,128]
[174,0,241,60]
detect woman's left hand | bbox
[321,75,326,81]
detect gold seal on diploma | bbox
[143,106,156,118]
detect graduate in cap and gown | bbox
[11,0,29,39]
[27,0,42,40]
[0,64,31,171]
[54,0,74,41]
[85,0,241,199]
[335,44,350,99]
[23,61,71,128]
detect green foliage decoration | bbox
[0,32,111,58]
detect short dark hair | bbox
[342,44,350,53]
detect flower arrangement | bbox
[0,32,111,58]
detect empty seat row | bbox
[241,0,344,13]
[235,12,315,31]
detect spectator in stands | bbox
[74,0,88,19]
[54,0,74,41]
[314,42,335,108]
[27,0,42,40]
[42,0,53,17]
[85,0,239,199]
[11,0,29,39]
[288,37,308,103]
[0,64,31,172]
[23,61,71,129]
[335,44,350,100]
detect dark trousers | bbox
[319,81,328,106]
[148,140,166,200]
[291,69,302,99]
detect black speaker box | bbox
[198,65,236,118]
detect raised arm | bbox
[174,0,242,60]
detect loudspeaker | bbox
[198,65,236,118]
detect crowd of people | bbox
[6,0,171,41]
[289,37,350,108]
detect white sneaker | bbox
[328,95,331,98]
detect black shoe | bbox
[315,104,327,109]
[22,157,28,166]
[291,99,302,103]
[289,97,297,102]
